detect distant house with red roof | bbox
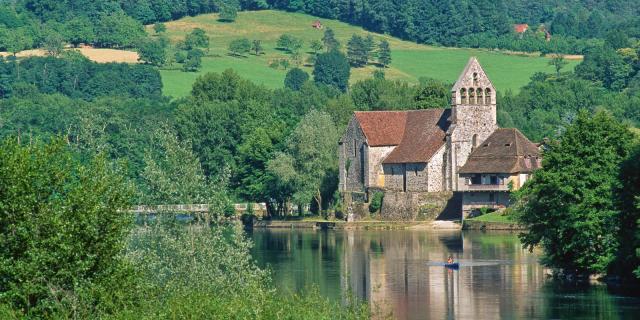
[312,20,323,29]
[514,24,529,34]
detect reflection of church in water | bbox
[340,231,546,319]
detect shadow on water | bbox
[249,229,640,320]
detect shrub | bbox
[369,191,384,214]
[0,138,137,317]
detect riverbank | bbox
[250,219,463,230]
[249,213,526,231]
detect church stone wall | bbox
[406,163,428,192]
[382,164,404,191]
[427,145,446,192]
[367,146,396,188]
[339,117,368,193]
[380,191,458,221]
[449,105,498,190]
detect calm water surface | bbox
[249,229,640,320]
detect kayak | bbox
[444,262,459,269]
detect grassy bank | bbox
[155,10,580,97]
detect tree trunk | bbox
[315,189,322,218]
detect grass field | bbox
[154,10,581,98]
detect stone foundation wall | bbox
[380,191,460,221]
[461,191,510,218]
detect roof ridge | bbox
[513,129,521,156]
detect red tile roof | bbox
[383,109,451,164]
[354,111,408,146]
[459,128,541,174]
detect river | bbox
[249,229,640,319]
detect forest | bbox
[0,0,638,54]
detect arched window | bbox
[469,88,475,104]
[473,73,479,86]
[476,88,484,105]
[472,134,478,150]
[485,88,492,104]
[460,88,467,104]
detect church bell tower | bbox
[445,57,498,191]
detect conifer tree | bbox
[347,34,368,67]
[322,28,340,52]
[378,39,391,67]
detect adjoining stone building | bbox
[338,57,541,220]
[458,128,541,217]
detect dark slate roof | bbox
[459,128,541,174]
[354,111,407,146]
[382,109,451,164]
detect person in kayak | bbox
[447,255,454,264]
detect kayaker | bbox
[447,255,454,264]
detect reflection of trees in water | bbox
[249,230,639,320]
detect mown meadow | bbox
[154,10,580,97]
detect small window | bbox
[489,192,495,202]
[483,143,490,147]
[473,73,479,86]
[415,168,418,176]
[505,143,512,147]
[353,140,357,157]
[485,88,492,104]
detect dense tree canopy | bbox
[313,50,350,92]
[516,111,636,277]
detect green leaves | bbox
[515,110,635,276]
[0,138,136,315]
[267,110,338,213]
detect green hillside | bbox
[155,10,580,98]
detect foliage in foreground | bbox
[515,111,638,278]
[124,220,370,319]
[0,138,138,317]
[0,139,369,318]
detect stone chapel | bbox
[338,57,541,219]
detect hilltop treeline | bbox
[0,1,638,53]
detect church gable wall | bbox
[339,118,367,192]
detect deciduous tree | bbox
[515,110,635,277]
[313,50,350,92]
[228,38,251,56]
[284,68,309,91]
